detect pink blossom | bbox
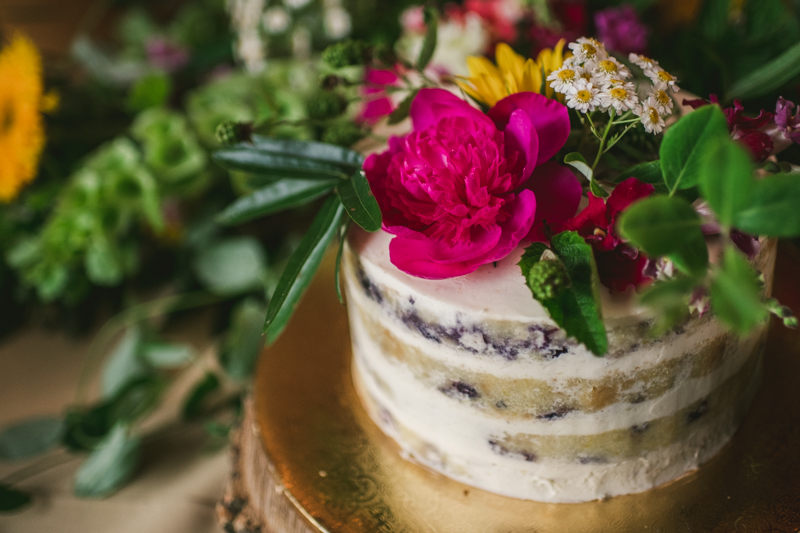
[775,97,800,145]
[358,67,401,124]
[145,37,189,73]
[594,4,648,55]
[364,88,575,279]
[465,0,520,44]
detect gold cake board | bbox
[221,246,800,533]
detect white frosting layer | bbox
[345,229,773,502]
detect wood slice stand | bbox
[219,247,800,533]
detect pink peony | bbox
[364,88,577,279]
[358,67,401,124]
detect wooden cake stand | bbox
[219,246,800,533]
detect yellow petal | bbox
[473,73,506,107]
[454,78,485,105]
[495,43,524,84]
[553,38,566,70]
[521,59,542,94]
[504,69,518,95]
[466,55,500,79]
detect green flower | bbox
[322,39,369,69]
[527,259,570,301]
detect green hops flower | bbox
[321,39,369,69]
[306,91,348,121]
[215,121,253,146]
[321,122,365,147]
[527,260,569,301]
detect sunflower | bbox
[0,33,52,202]
[456,40,567,107]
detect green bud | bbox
[321,39,369,69]
[785,316,798,329]
[215,121,253,145]
[321,122,366,147]
[527,260,570,301]
[306,91,348,121]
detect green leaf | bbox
[660,105,729,193]
[127,72,171,112]
[699,137,754,227]
[110,376,167,424]
[522,233,608,356]
[387,89,419,125]
[336,171,382,232]
[0,485,32,513]
[102,327,147,399]
[264,196,345,343]
[85,237,123,286]
[709,247,768,333]
[564,152,593,181]
[416,7,438,70]
[140,342,194,368]
[249,136,364,169]
[733,174,800,237]
[215,178,337,226]
[219,298,265,381]
[0,417,64,460]
[698,0,730,42]
[618,160,663,185]
[517,242,549,279]
[193,237,267,295]
[639,275,700,336]
[617,195,709,276]
[74,424,140,498]
[728,40,800,100]
[212,149,348,181]
[334,221,351,305]
[182,372,221,420]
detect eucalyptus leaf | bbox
[733,173,800,237]
[709,247,768,333]
[336,171,382,232]
[617,195,709,277]
[0,485,32,513]
[590,180,609,198]
[660,105,729,193]
[102,327,147,399]
[264,196,345,343]
[334,221,351,305]
[182,372,221,420]
[699,137,754,227]
[140,342,194,368]
[74,424,140,498]
[0,417,64,460]
[193,237,267,295]
[387,89,419,125]
[250,135,364,169]
[564,152,593,181]
[215,178,337,225]
[213,149,348,180]
[728,40,800,100]
[219,299,265,381]
[416,7,438,71]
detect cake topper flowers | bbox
[213,22,800,356]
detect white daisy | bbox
[647,86,674,114]
[594,57,631,81]
[567,37,607,66]
[645,66,680,92]
[566,79,601,113]
[634,98,666,134]
[628,53,659,71]
[547,64,583,94]
[599,80,638,113]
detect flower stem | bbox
[591,113,616,172]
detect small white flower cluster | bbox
[546,37,680,134]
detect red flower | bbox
[564,178,655,291]
[683,95,775,161]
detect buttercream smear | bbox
[344,229,775,503]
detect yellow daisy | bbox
[456,40,567,107]
[0,33,50,202]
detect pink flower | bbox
[465,0,520,44]
[358,67,401,124]
[364,88,576,279]
[594,4,648,55]
[683,95,775,161]
[775,97,800,145]
[564,178,655,291]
